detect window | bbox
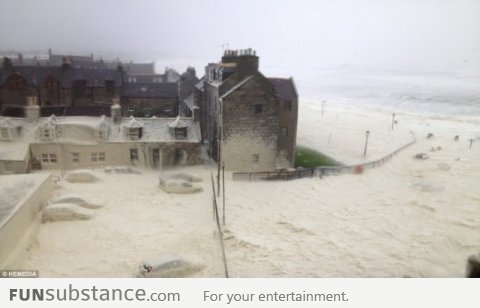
[284,101,292,111]
[105,80,115,96]
[130,148,138,161]
[0,128,9,139]
[41,153,57,164]
[98,129,107,140]
[254,104,263,114]
[71,153,80,163]
[128,105,136,112]
[91,152,105,162]
[42,128,54,140]
[126,128,140,140]
[174,127,187,140]
[281,127,288,137]
[252,154,259,163]
[144,104,152,117]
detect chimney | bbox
[221,48,259,75]
[111,99,122,124]
[25,96,40,122]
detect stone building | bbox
[200,49,298,171]
[120,82,179,117]
[0,61,121,117]
[1,56,199,119]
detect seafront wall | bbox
[233,135,417,181]
[0,173,53,267]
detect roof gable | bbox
[268,78,297,102]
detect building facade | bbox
[0,103,202,175]
[200,49,298,171]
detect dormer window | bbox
[123,116,143,140]
[41,127,55,140]
[98,128,108,140]
[168,117,189,140]
[0,119,22,140]
[0,128,10,140]
[174,127,187,140]
[126,128,142,140]
[39,115,56,141]
[98,116,109,140]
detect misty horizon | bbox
[2,0,480,101]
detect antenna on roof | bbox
[220,43,229,55]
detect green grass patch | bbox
[294,145,340,168]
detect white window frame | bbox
[126,128,140,140]
[41,127,55,140]
[41,153,57,164]
[98,128,108,140]
[91,152,106,162]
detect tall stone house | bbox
[199,49,298,171]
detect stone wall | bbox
[277,95,298,166]
[221,75,281,171]
[0,159,29,175]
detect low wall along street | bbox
[0,173,53,268]
[233,137,417,181]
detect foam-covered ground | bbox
[19,71,480,277]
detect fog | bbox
[1,0,479,77]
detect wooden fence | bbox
[233,168,314,181]
[233,136,416,182]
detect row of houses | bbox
[0,101,201,174]
[0,49,298,174]
[1,50,197,118]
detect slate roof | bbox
[123,62,155,75]
[122,82,177,98]
[268,78,298,102]
[168,116,189,128]
[183,94,195,110]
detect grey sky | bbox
[1,0,479,75]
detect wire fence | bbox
[233,136,417,181]
[210,174,229,278]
